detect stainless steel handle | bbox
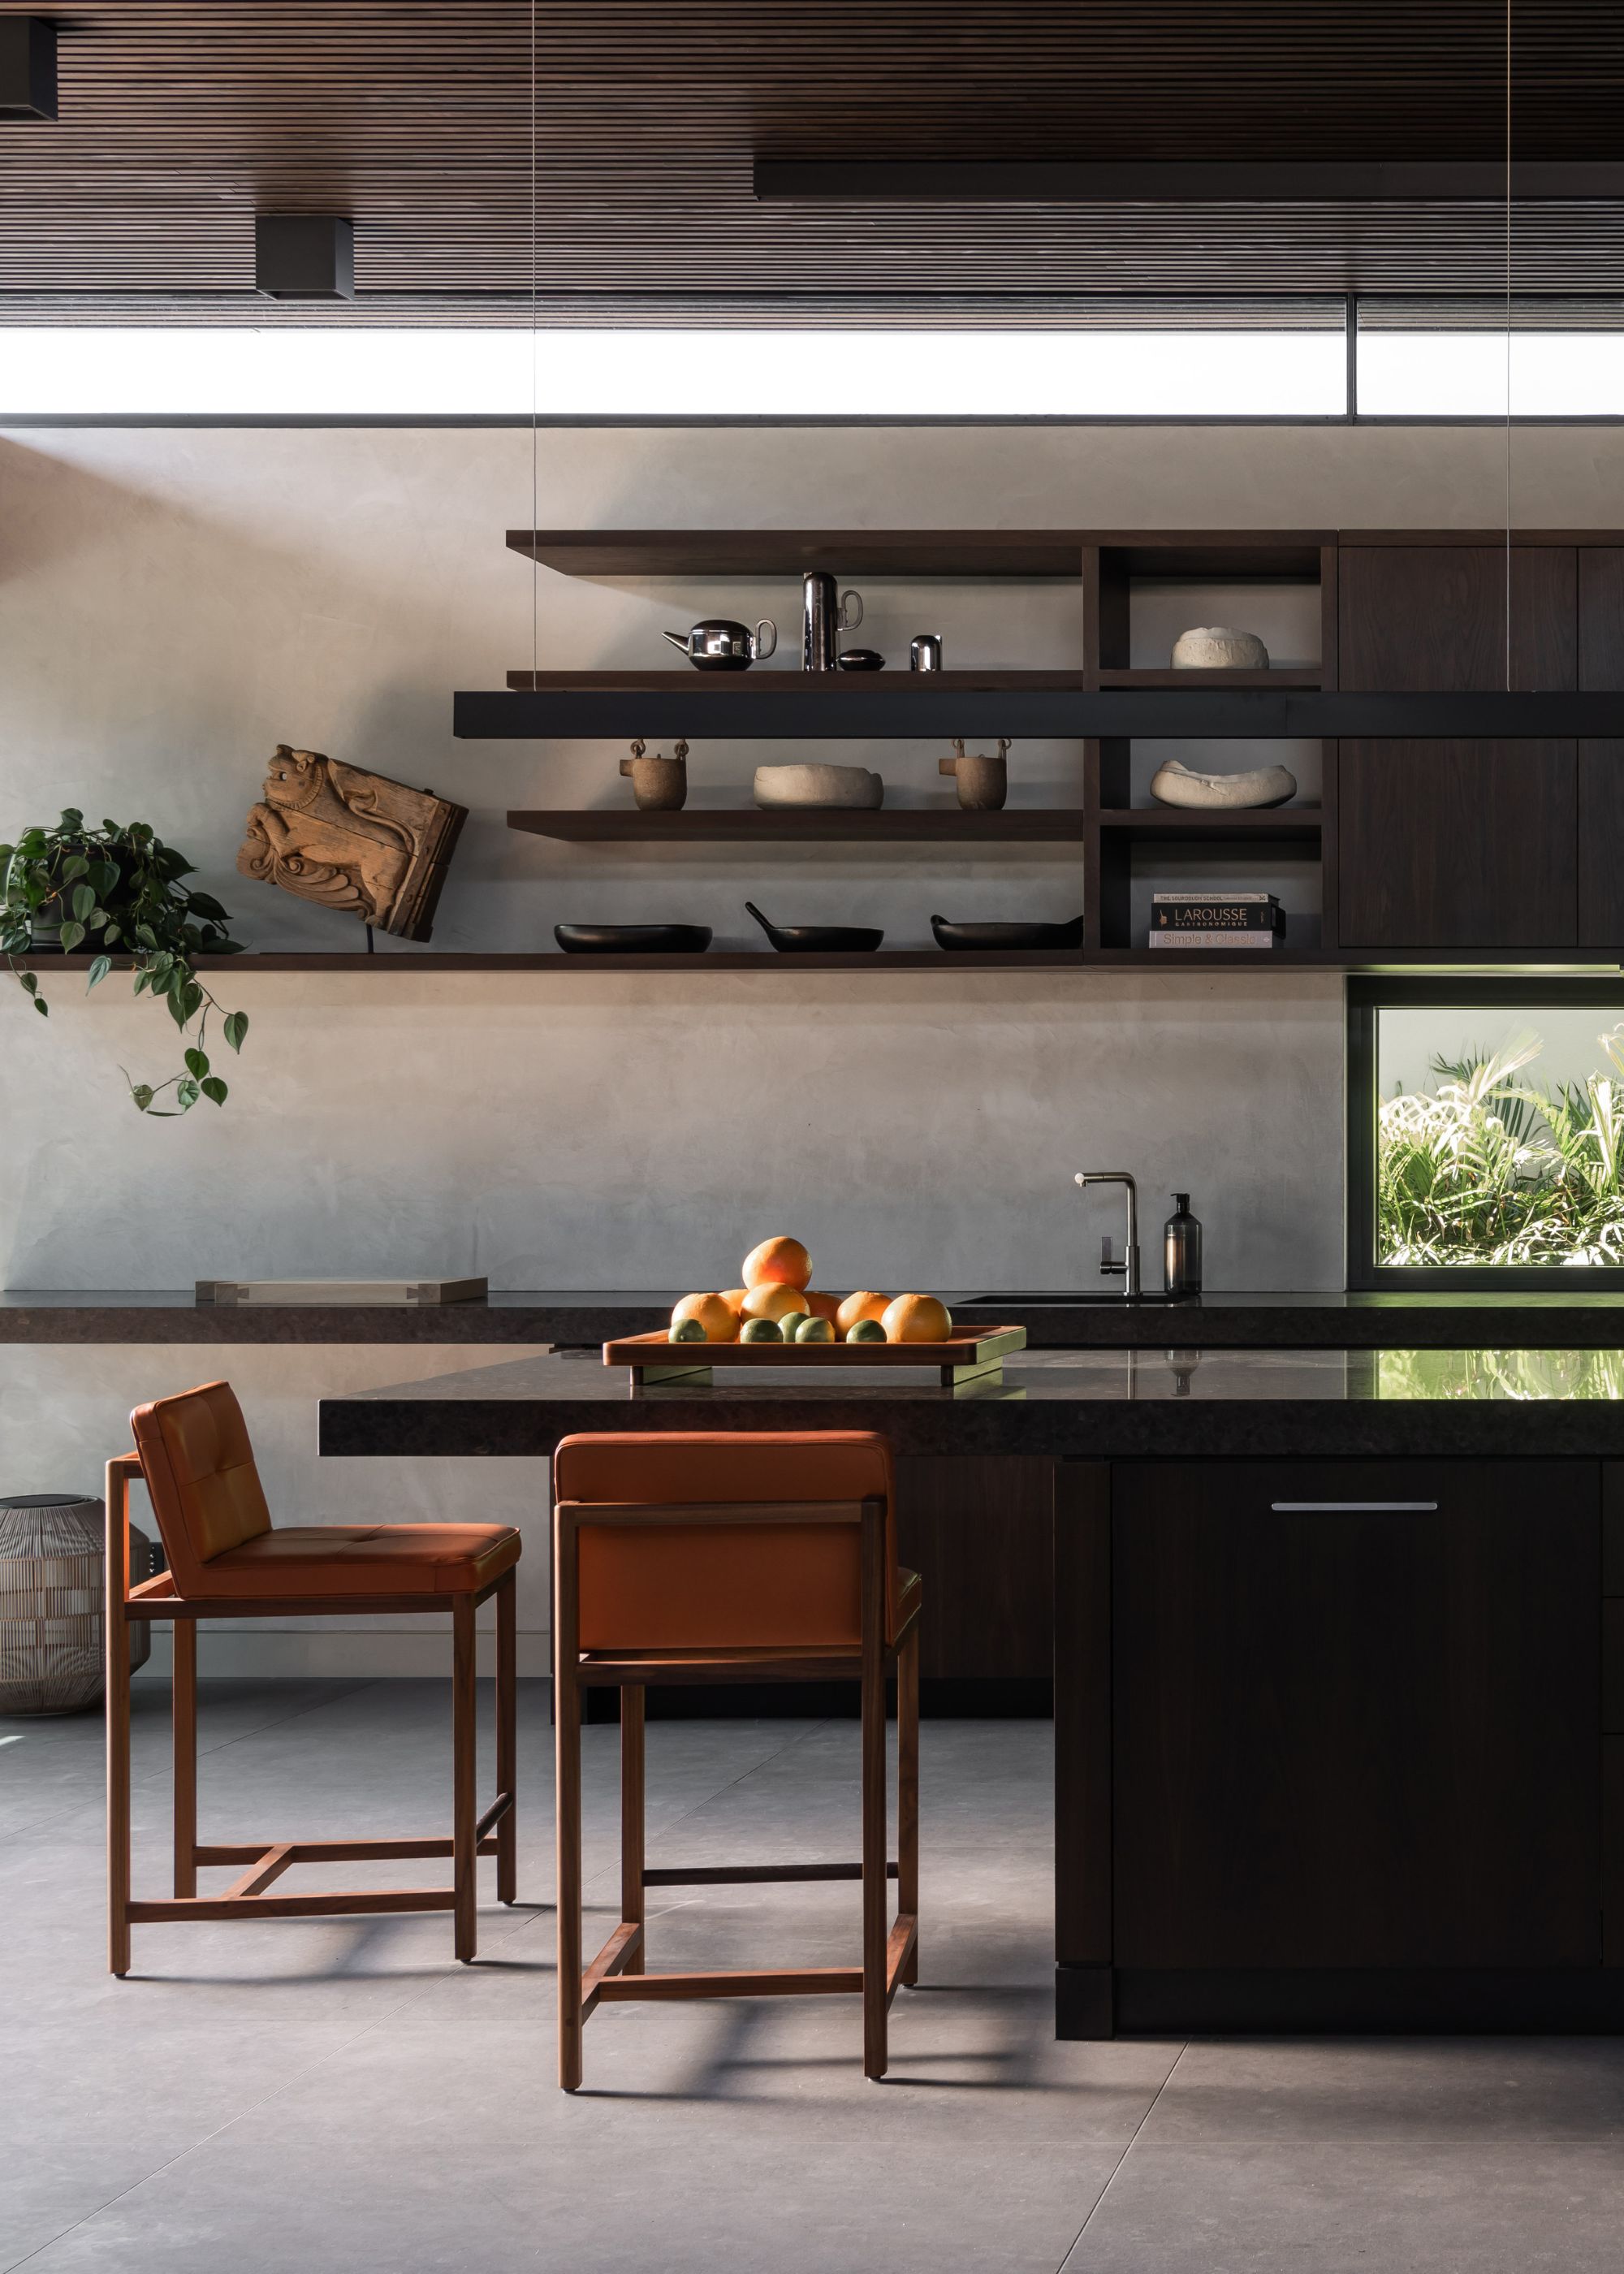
[840,588,864,630]
[754,617,777,659]
[1271,1501,1439,1512]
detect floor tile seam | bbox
[1055,2040,1189,2271]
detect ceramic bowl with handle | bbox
[745,901,884,953]
[930,914,1085,953]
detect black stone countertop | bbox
[317,1345,1624,1463]
[9,1288,1624,1350]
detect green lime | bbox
[740,1316,782,1343]
[775,1312,810,1342]
[669,1317,708,1343]
[846,1317,887,1343]
[796,1315,836,1343]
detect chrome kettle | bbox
[662,617,777,672]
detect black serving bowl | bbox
[930,913,1086,953]
[555,923,712,955]
[745,901,884,953]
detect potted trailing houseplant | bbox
[2,809,248,1115]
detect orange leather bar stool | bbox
[106,1380,521,1974]
[552,1429,920,2089]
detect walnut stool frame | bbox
[105,1453,517,1974]
[554,1493,920,2090]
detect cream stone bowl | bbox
[754,763,884,810]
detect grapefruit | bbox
[882,1293,952,1344]
[718,1286,751,1321]
[742,1235,812,1291]
[741,1281,810,1324]
[671,1291,736,1343]
[805,1289,842,1321]
[836,1290,889,1334]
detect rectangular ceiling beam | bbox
[754,161,1624,204]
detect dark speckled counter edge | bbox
[6,1290,1624,1348]
[317,1390,1624,1463]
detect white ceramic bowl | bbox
[754,763,884,810]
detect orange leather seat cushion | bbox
[194,1523,522,1599]
[555,1431,896,1651]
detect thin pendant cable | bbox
[1504,0,1512,685]
[530,0,538,682]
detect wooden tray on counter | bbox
[603,1325,1027,1388]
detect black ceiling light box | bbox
[0,15,56,119]
[254,215,355,300]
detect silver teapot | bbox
[662,617,777,672]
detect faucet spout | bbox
[1073,1171,1141,1299]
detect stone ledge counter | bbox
[11,1290,1624,1348]
[320,1344,1624,2043]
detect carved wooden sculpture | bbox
[237,747,467,941]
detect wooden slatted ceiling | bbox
[1,1,1622,308]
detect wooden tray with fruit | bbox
[603,1234,1026,1389]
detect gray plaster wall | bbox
[0,417,1600,1667]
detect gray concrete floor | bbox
[4,1680,1624,2272]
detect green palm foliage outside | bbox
[1378,1026,1624,1266]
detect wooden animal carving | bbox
[237,746,468,941]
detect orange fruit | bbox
[741,1235,812,1291]
[882,1293,952,1344]
[805,1290,842,1321]
[671,1291,736,1343]
[741,1281,811,1324]
[717,1286,751,1321]
[836,1290,889,1334]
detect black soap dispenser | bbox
[1164,1194,1203,1298]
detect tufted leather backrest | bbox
[129,1381,272,1596]
[554,1430,897,1650]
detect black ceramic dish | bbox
[555,923,712,955]
[745,901,885,953]
[930,913,1086,953]
[836,649,886,671]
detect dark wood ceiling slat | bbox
[1,2,1620,305]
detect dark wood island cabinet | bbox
[320,1347,1624,2038]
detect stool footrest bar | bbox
[596,1965,865,2003]
[127,1889,457,1923]
[192,1833,503,1866]
[642,1861,898,1887]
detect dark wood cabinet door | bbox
[1337,740,1577,947]
[1579,549,1624,689]
[893,1455,1053,1682]
[1340,547,1576,690]
[1112,1460,1599,1969]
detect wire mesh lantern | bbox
[0,1493,154,1714]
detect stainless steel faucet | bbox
[1074,1171,1141,1299]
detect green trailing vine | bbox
[2,810,248,1115]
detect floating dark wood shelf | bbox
[41,946,1617,976]
[502,668,1085,693]
[1096,808,1323,841]
[507,530,1086,578]
[462,685,1624,741]
[1095,667,1322,689]
[507,807,1092,843]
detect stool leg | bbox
[898,1620,919,1987]
[495,1571,517,1905]
[862,1633,888,2081]
[621,1684,646,1974]
[172,1618,198,1899]
[105,1492,132,1979]
[452,1594,477,1963]
[555,1653,584,2091]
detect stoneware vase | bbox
[619,738,689,811]
[0,1491,153,1714]
[939,738,1009,811]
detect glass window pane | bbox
[0,317,1349,418]
[1376,999,1624,1269]
[1358,298,1624,416]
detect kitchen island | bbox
[322,1347,1624,2041]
